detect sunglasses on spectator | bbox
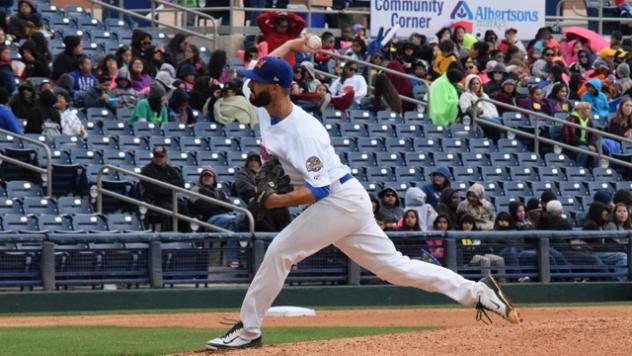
[544,52,554,57]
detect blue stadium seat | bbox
[53,135,86,150]
[509,166,539,182]
[516,152,545,167]
[538,167,567,181]
[107,214,145,232]
[461,152,491,167]
[116,107,134,121]
[197,151,228,167]
[5,181,43,198]
[349,110,375,122]
[413,137,441,152]
[182,166,204,183]
[349,167,368,182]
[531,181,560,197]
[451,180,470,191]
[2,215,39,233]
[376,152,406,166]
[90,29,114,41]
[239,137,261,152]
[560,196,583,213]
[450,124,479,139]
[322,109,346,121]
[403,111,427,121]
[118,135,149,151]
[453,166,482,182]
[559,181,590,197]
[593,167,622,182]
[0,198,23,214]
[468,138,496,152]
[86,165,118,185]
[225,123,256,137]
[433,152,462,167]
[404,152,434,167]
[77,17,105,30]
[394,166,424,182]
[368,123,397,137]
[180,136,210,152]
[615,181,632,191]
[72,214,109,233]
[87,108,115,121]
[564,167,594,182]
[57,197,93,215]
[149,136,181,152]
[357,137,385,152]
[544,153,575,167]
[394,123,421,138]
[210,137,240,152]
[132,150,153,167]
[213,166,237,182]
[421,123,450,138]
[441,138,468,152]
[504,181,533,197]
[22,197,58,215]
[385,137,414,152]
[0,132,22,148]
[331,137,358,152]
[105,18,129,30]
[497,139,527,153]
[340,123,369,137]
[70,148,103,165]
[169,152,197,167]
[0,148,40,182]
[86,135,118,150]
[133,121,163,136]
[483,181,505,197]
[501,112,529,127]
[494,196,520,212]
[103,121,133,136]
[346,152,377,167]
[322,122,341,137]
[376,110,402,122]
[366,167,396,182]
[481,166,510,181]
[50,149,72,164]
[52,164,86,196]
[38,215,74,233]
[588,181,615,195]
[162,122,195,137]
[102,150,135,166]
[489,152,518,167]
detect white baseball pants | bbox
[240,178,485,339]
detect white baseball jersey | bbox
[244,81,351,197]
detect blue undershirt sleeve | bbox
[304,182,330,201]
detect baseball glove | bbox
[255,157,293,209]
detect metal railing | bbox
[87,0,218,49]
[151,0,219,46]
[473,97,632,169]
[95,165,255,233]
[549,0,632,34]
[314,49,429,109]
[0,128,53,197]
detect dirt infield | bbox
[2,305,632,355]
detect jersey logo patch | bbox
[255,58,267,68]
[306,156,323,173]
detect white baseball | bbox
[307,35,322,50]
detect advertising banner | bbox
[370,0,546,40]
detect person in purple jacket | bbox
[129,57,154,93]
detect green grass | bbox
[0,326,431,356]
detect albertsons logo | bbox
[450,1,473,20]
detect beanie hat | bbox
[616,63,631,79]
[502,78,516,87]
[160,63,176,79]
[148,83,166,99]
[593,190,613,206]
[39,89,58,107]
[169,88,189,109]
[116,67,131,82]
[155,70,175,90]
[613,189,632,205]
[490,63,507,74]
[177,63,198,79]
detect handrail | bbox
[87,0,217,49]
[95,164,255,233]
[0,128,53,197]
[472,97,632,169]
[151,0,219,49]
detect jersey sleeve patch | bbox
[306,156,323,173]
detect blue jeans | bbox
[592,252,628,281]
[576,144,598,168]
[208,214,241,263]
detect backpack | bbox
[41,118,61,140]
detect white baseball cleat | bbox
[206,321,262,350]
[476,275,521,324]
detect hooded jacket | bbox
[459,74,499,119]
[430,73,459,126]
[370,193,382,218]
[213,95,258,128]
[9,82,37,120]
[562,107,598,147]
[616,63,632,94]
[581,78,610,118]
[19,39,50,79]
[110,67,139,109]
[583,201,609,231]
[421,166,452,208]
[52,36,82,81]
[140,158,184,206]
[25,89,60,134]
[131,29,152,59]
[8,0,42,41]
[378,187,404,224]
[456,183,496,231]
[436,188,460,228]
[233,152,261,202]
[403,187,438,232]
[188,167,232,221]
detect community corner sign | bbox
[371,0,545,39]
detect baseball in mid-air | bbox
[307,35,322,50]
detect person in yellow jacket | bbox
[431,40,458,80]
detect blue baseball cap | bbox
[237,56,293,88]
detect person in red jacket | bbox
[256,11,305,66]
